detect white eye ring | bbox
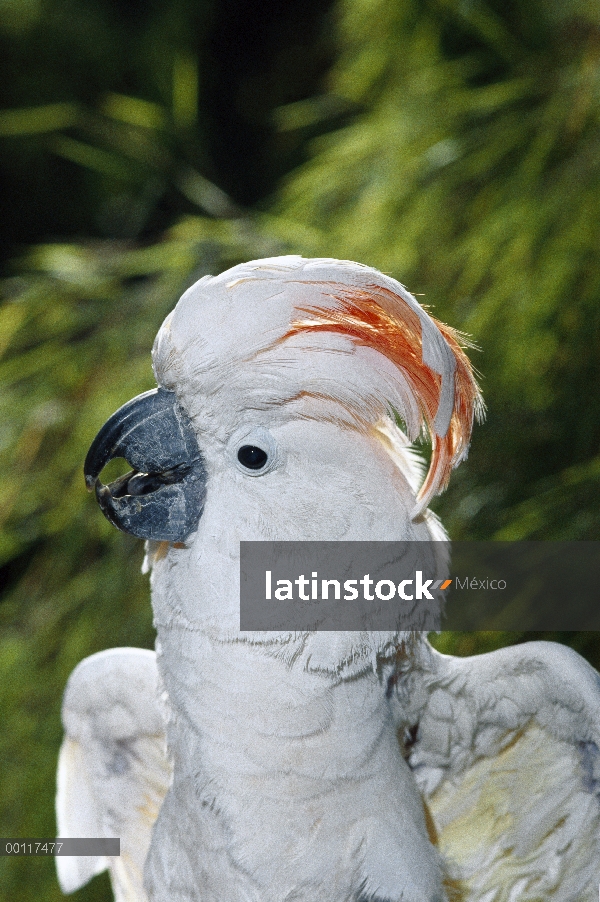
[229,427,280,476]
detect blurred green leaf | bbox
[172,53,199,129]
[0,103,79,136]
[100,94,167,130]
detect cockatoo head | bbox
[84,257,481,661]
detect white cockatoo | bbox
[56,257,600,902]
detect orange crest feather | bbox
[284,284,482,516]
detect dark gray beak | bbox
[84,388,206,542]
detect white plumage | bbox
[56,257,600,901]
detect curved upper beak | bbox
[83,388,206,542]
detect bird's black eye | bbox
[231,427,278,476]
[237,445,268,471]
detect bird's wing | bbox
[393,640,600,901]
[56,647,171,901]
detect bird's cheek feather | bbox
[83,387,207,542]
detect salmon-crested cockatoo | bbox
[56,257,600,902]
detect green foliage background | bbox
[1,0,599,898]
